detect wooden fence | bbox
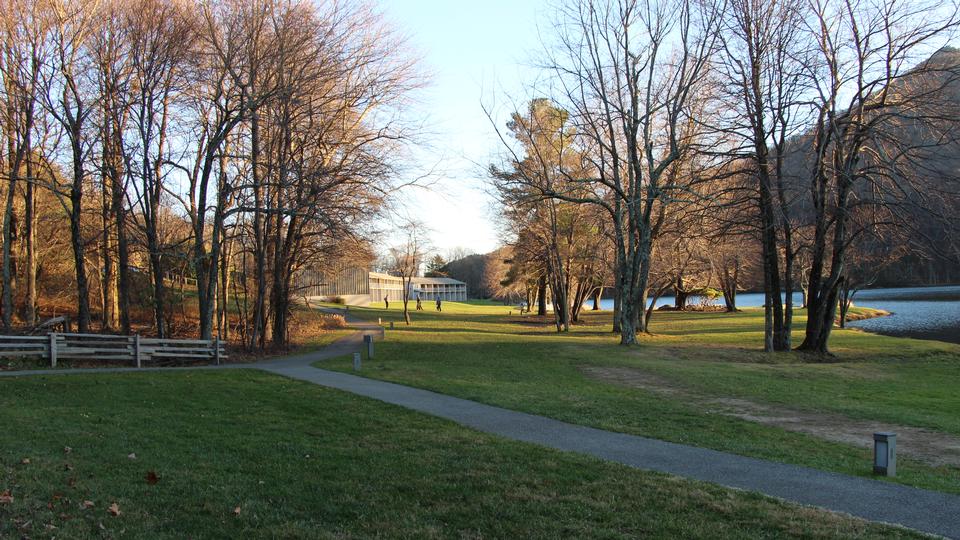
[0,333,227,368]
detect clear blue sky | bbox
[382,0,551,256]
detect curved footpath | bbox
[2,311,959,538]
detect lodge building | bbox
[295,266,468,306]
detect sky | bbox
[381,0,552,257]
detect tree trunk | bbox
[69,170,91,332]
[23,150,36,326]
[592,287,601,310]
[110,145,131,334]
[148,238,166,337]
[250,109,267,349]
[799,174,852,355]
[719,262,738,313]
[674,275,689,310]
[2,160,17,330]
[612,283,621,333]
[100,184,117,330]
[219,233,232,340]
[536,274,547,316]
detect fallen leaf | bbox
[127,453,137,460]
[64,446,72,454]
[20,458,30,465]
[64,463,73,471]
[233,506,241,517]
[99,522,106,530]
[81,500,95,509]
[108,502,121,516]
[0,490,13,504]
[145,471,158,485]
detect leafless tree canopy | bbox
[1,0,422,348]
[487,0,960,353]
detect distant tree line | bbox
[488,0,960,354]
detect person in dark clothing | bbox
[436,297,442,312]
[384,296,389,309]
[416,296,423,311]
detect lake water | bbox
[587,285,960,344]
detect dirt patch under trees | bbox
[581,366,960,468]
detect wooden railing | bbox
[0,333,227,368]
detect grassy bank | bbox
[0,370,918,538]
[320,301,960,494]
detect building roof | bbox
[411,276,467,286]
[368,272,465,286]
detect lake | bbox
[587,285,960,344]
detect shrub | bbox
[319,314,347,329]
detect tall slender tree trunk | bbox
[612,286,621,333]
[100,179,117,330]
[69,136,91,332]
[219,232,232,340]
[1,162,17,331]
[108,132,131,334]
[250,110,267,349]
[23,149,36,326]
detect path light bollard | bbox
[873,432,897,476]
[364,334,374,359]
[378,317,382,325]
[353,352,362,371]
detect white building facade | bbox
[298,267,467,306]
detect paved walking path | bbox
[2,313,959,538]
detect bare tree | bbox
[388,222,429,325]
[0,0,48,329]
[798,0,960,354]
[536,0,723,343]
[716,0,809,351]
[42,0,100,332]
[124,0,195,337]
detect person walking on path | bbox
[384,296,389,309]
[436,297,442,312]
[416,296,423,311]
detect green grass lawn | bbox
[320,301,960,494]
[0,370,920,538]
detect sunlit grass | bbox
[321,301,960,494]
